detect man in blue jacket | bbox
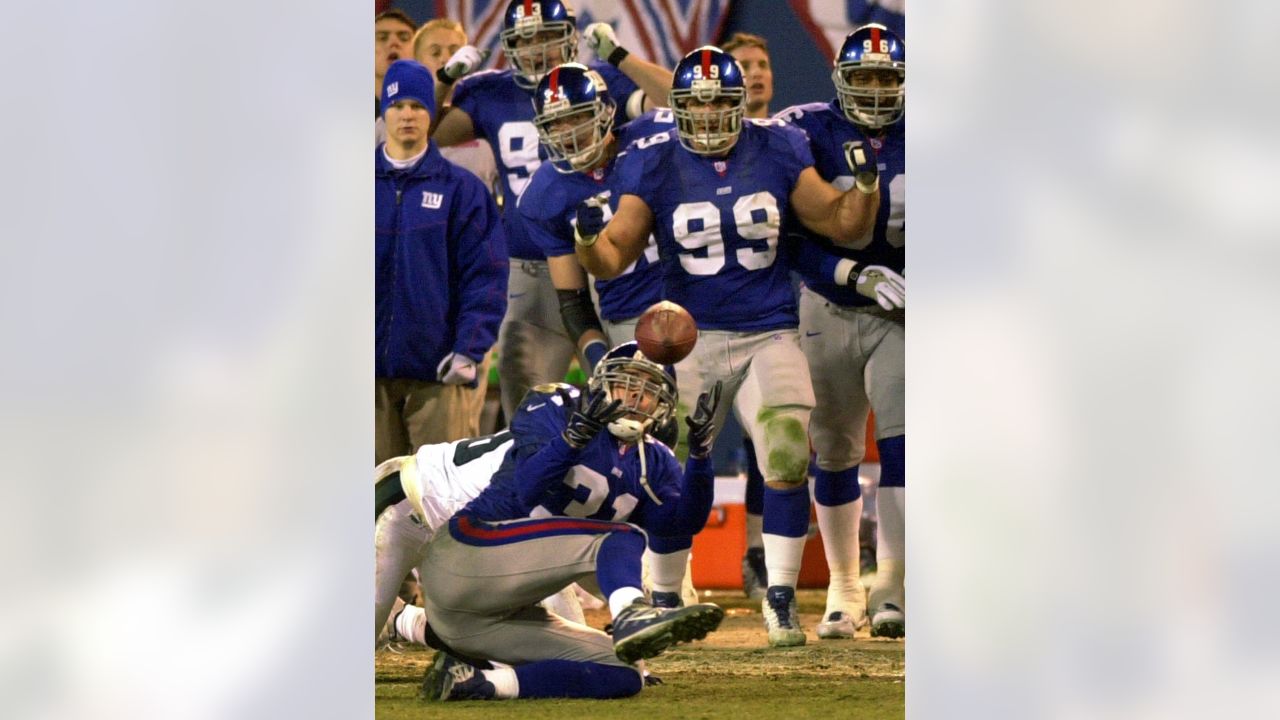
[376,60,508,463]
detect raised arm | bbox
[574,194,654,280]
[789,166,878,247]
[583,23,673,116]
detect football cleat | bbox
[762,586,806,647]
[611,599,725,664]
[816,609,869,640]
[650,591,682,608]
[741,546,768,600]
[420,651,497,701]
[870,603,905,639]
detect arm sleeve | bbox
[451,176,509,363]
[634,452,715,537]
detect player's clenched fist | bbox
[574,195,608,247]
[843,140,880,194]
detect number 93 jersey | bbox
[776,100,905,308]
[612,120,815,331]
[452,64,640,261]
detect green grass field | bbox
[375,589,904,718]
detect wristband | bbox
[607,46,631,67]
[575,227,600,247]
[855,176,880,195]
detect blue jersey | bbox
[612,120,814,331]
[777,101,905,308]
[460,384,713,537]
[517,109,674,321]
[452,65,640,261]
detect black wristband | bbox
[607,46,630,67]
[435,66,455,85]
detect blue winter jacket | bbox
[375,143,508,384]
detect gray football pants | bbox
[497,259,578,420]
[420,518,637,668]
[799,285,905,470]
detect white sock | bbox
[608,586,646,617]
[761,533,806,589]
[815,497,864,616]
[745,513,764,548]
[540,585,586,624]
[481,666,519,699]
[870,486,906,609]
[395,603,427,645]
[643,548,690,594]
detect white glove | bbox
[851,265,906,310]
[584,22,621,62]
[440,45,485,83]
[436,352,478,385]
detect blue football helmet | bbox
[669,46,746,155]
[533,63,617,173]
[500,0,579,89]
[833,24,905,128]
[589,341,677,441]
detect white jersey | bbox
[376,430,514,533]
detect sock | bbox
[762,483,810,588]
[540,585,586,624]
[595,530,645,599]
[743,438,765,548]
[395,603,427,644]
[608,587,646,617]
[482,666,519,699]
[645,535,696,591]
[813,466,864,616]
[513,660,643,699]
[871,435,905,609]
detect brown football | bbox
[634,301,698,365]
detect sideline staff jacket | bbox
[376,143,507,385]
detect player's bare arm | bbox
[575,194,654,280]
[789,166,878,246]
[583,22,673,115]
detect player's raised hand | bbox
[584,23,622,63]
[849,265,906,310]
[563,389,627,449]
[437,45,487,84]
[843,140,880,194]
[685,381,723,459]
[574,194,608,247]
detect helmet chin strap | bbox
[609,418,664,505]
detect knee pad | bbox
[755,406,810,486]
[813,465,861,506]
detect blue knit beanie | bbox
[381,60,436,118]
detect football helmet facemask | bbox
[833,24,905,128]
[588,341,677,442]
[500,0,579,89]
[533,63,617,173]
[669,46,746,156]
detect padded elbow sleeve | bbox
[557,288,603,344]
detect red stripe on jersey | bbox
[701,48,711,78]
[456,514,630,540]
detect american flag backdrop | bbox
[787,0,905,63]
[431,0,735,71]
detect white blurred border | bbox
[0,2,371,718]
[911,1,1280,717]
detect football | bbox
[634,301,698,365]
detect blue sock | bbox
[647,533,692,553]
[743,437,764,515]
[595,530,646,598]
[877,435,904,488]
[763,484,810,537]
[813,465,861,506]
[513,660,643,699]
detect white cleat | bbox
[762,586,806,647]
[816,609,868,639]
[870,603,905,639]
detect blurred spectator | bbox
[375,60,508,462]
[375,9,418,146]
[723,33,774,119]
